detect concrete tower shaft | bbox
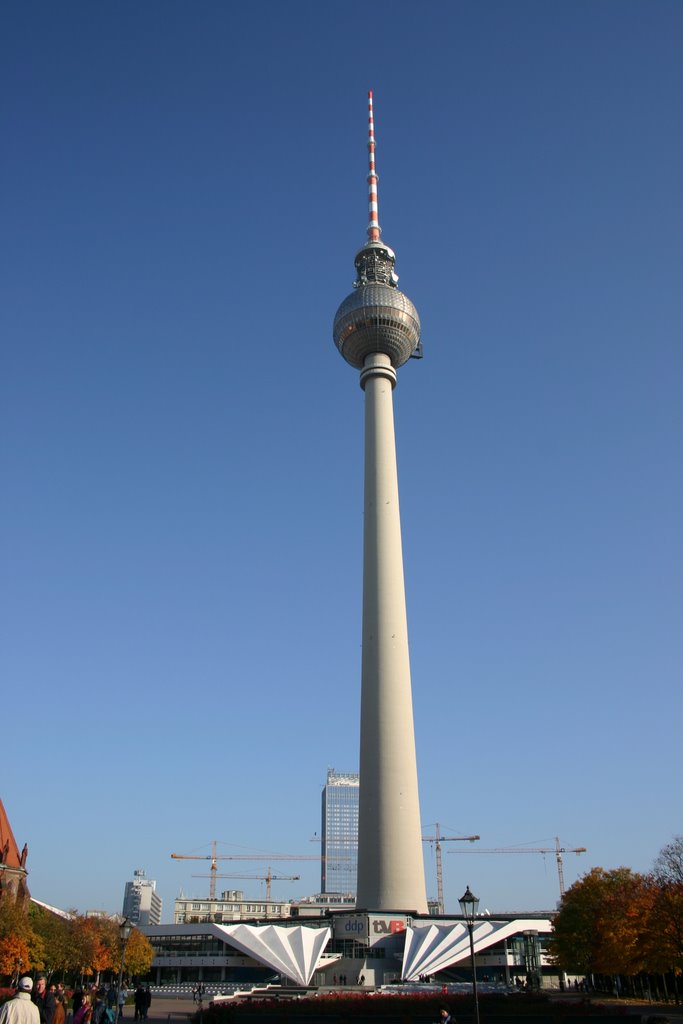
[356,353,427,912]
[333,93,427,913]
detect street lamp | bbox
[117,919,133,1017]
[459,885,480,1024]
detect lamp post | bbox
[459,885,480,1024]
[117,919,133,1018]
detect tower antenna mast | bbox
[367,90,381,242]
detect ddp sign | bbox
[334,915,369,942]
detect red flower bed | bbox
[198,991,639,1024]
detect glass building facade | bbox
[321,769,359,896]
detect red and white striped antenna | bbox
[367,90,381,242]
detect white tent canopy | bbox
[402,918,552,981]
[217,923,332,987]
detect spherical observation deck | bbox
[333,281,421,371]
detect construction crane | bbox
[422,824,480,915]
[192,867,300,902]
[448,836,587,898]
[171,840,348,900]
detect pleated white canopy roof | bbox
[402,918,552,981]
[216,923,332,987]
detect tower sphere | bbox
[333,242,421,370]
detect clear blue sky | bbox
[2,0,681,920]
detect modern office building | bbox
[333,91,426,912]
[122,868,163,926]
[321,769,359,897]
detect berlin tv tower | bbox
[333,92,427,913]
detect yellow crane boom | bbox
[421,824,480,914]
[171,840,347,899]
[191,867,300,902]
[448,836,586,897]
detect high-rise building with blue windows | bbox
[321,769,359,897]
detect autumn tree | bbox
[550,867,650,977]
[69,915,110,980]
[0,895,44,977]
[0,933,32,980]
[30,905,73,979]
[90,917,118,981]
[0,900,154,985]
[123,929,154,978]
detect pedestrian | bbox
[32,978,56,1024]
[0,977,40,1024]
[50,989,64,1024]
[71,991,83,1018]
[116,990,126,1021]
[143,988,151,1021]
[91,993,106,1024]
[73,996,91,1024]
[133,988,145,1023]
[436,1011,452,1024]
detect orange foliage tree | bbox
[0,933,32,978]
[549,867,650,976]
[90,917,118,980]
[0,896,44,977]
[1,897,156,985]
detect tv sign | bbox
[372,919,406,935]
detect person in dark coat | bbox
[133,989,145,1023]
[32,978,56,1024]
[90,994,105,1024]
